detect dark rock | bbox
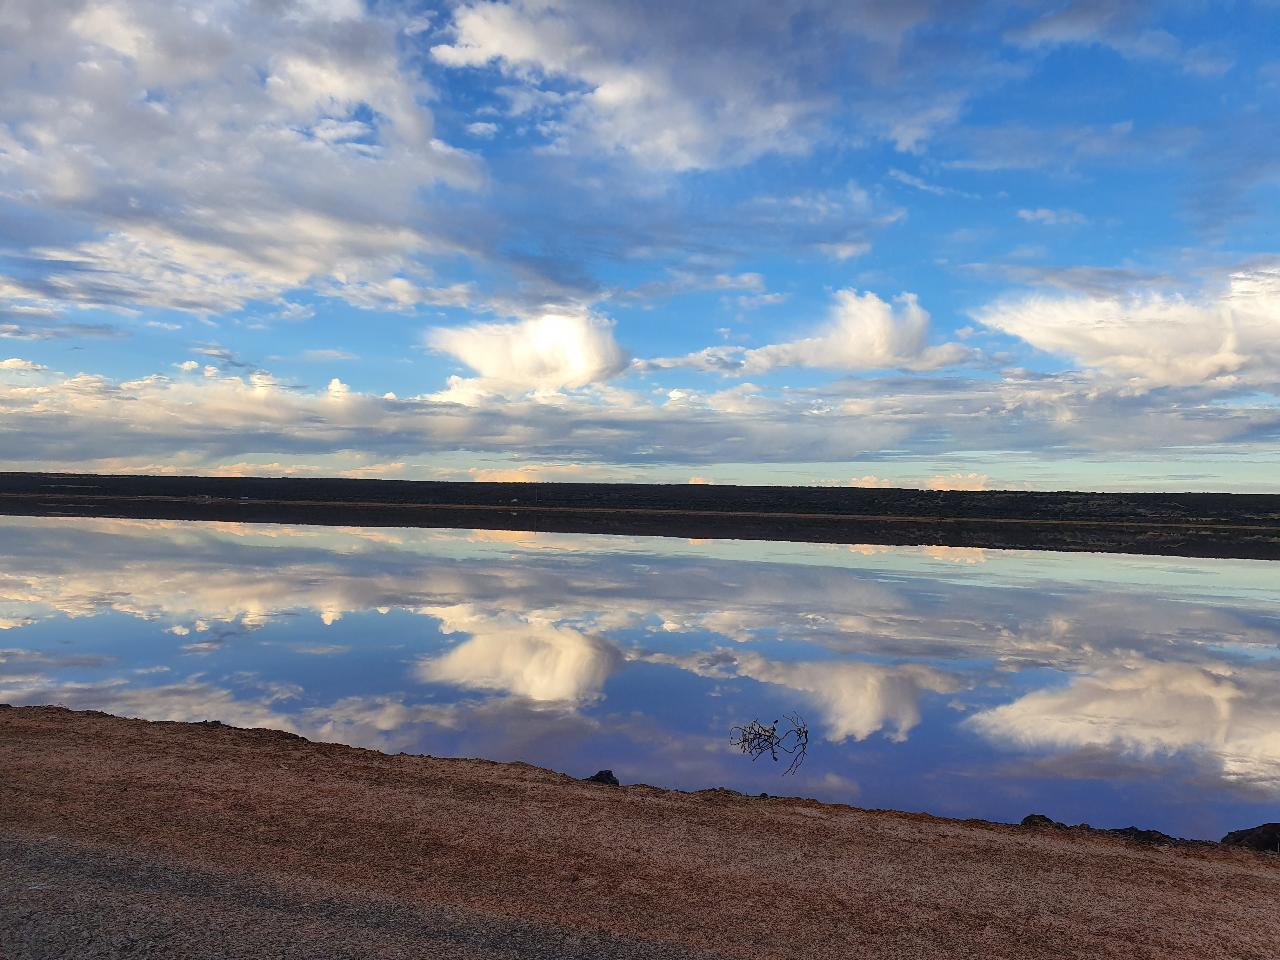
[1022,814,1189,846]
[1221,823,1280,852]
[1021,814,1067,829]
[583,769,619,786]
[1105,826,1182,846]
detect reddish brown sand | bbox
[3,705,1279,959]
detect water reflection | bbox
[2,516,1278,838]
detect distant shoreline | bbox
[2,471,1279,560]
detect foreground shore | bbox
[3,706,1279,959]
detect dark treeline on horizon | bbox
[2,471,1279,562]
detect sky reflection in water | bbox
[2,516,1279,840]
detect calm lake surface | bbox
[3,515,1278,839]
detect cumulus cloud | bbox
[649,289,972,375]
[740,290,971,373]
[427,311,629,396]
[977,266,1280,389]
[0,0,478,317]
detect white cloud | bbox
[0,0,478,316]
[467,463,616,483]
[432,2,818,171]
[5,341,1280,475]
[466,121,499,138]
[0,356,929,467]
[942,120,1196,174]
[740,289,969,372]
[888,168,979,199]
[817,241,872,261]
[1016,208,1088,226]
[430,1,961,171]
[0,358,45,372]
[877,92,969,153]
[927,472,990,491]
[977,266,1280,389]
[427,311,628,396]
[299,349,357,362]
[736,292,790,310]
[1005,2,1234,77]
[652,289,971,375]
[843,475,895,488]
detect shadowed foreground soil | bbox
[3,706,1279,959]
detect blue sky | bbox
[1,0,1278,489]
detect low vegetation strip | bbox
[3,472,1279,560]
[2,706,1279,960]
[3,472,1280,525]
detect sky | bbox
[0,0,1278,490]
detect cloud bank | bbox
[979,266,1280,389]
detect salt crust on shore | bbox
[3,705,1279,959]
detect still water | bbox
[2,516,1278,839]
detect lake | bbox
[2,515,1278,840]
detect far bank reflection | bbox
[2,516,1278,839]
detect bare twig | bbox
[729,712,809,775]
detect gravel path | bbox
[0,836,717,960]
[4,705,1280,959]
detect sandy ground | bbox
[3,706,1279,959]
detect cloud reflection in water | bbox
[1,516,1278,838]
